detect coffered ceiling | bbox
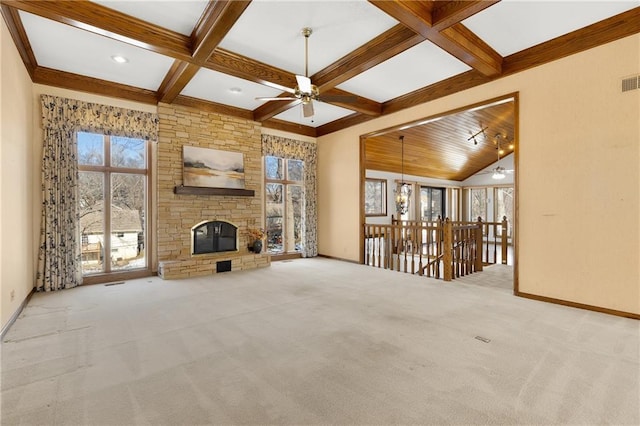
[2,1,639,139]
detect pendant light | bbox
[395,135,412,215]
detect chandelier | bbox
[395,135,412,215]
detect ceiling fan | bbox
[255,28,356,118]
[477,133,515,180]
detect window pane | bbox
[420,187,431,220]
[265,156,283,180]
[451,188,460,221]
[470,188,487,221]
[420,187,444,221]
[288,185,304,252]
[111,136,146,168]
[79,171,104,274]
[111,173,146,271]
[431,189,443,220]
[77,132,104,165]
[287,159,303,181]
[365,179,386,216]
[266,183,283,253]
[496,187,514,237]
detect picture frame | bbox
[183,146,245,189]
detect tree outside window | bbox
[78,132,148,274]
[265,156,304,254]
[365,178,387,216]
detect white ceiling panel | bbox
[182,68,283,109]
[337,41,471,103]
[274,101,354,128]
[90,0,208,36]
[218,0,398,76]
[463,0,639,57]
[20,11,174,91]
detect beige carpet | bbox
[1,258,638,425]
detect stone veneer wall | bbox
[156,103,269,279]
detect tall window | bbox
[78,132,148,275]
[470,188,488,221]
[496,187,514,237]
[420,186,445,221]
[365,178,387,216]
[265,156,304,254]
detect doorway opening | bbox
[359,93,518,291]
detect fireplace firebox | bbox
[192,220,238,255]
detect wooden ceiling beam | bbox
[207,48,297,93]
[502,6,640,76]
[311,24,424,90]
[369,0,502,77]
[157,61,200,104]
[316,113,373,137]
[261,119,317,138]
[172,95,254,121]
[321,88,381,116]
[384,70,491,116]
[435,24,503,76]
[191,1,251,61]
[0,4,36,78]
[253,97,301,123]
[204,51,382,120]
[157,1,251,103]
[32,67,159,104]
[2,0,192,60]
[430,1,500,31]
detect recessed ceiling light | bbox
[229,87,242,95]
[111,55,129,64]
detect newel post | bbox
[475,217,484,272]
[501,216,508,265]
[443,218,453,281]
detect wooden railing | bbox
[363,216,509,281]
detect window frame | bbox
[77,132,151,280]
[364,178,387,217]
[419,185,445,221]
[264,156,304,255]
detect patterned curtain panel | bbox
[262,134,317,257]
[37,95,158,291]
[36,127,82,291]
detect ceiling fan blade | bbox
[296,75,312,94]
[302,101,314,118]
[255,97,298,101]
[317,94,357,103]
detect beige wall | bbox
[318,34,640,315]
[1,19,35,330]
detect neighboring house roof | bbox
[80,204,142,234]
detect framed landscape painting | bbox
[183,146,245,189]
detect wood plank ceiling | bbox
[365,97,516,181]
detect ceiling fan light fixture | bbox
[492,168,506,180]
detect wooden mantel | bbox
[174,185,255,196]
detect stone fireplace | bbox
[192,220,238,255]
[156,103,270,279]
